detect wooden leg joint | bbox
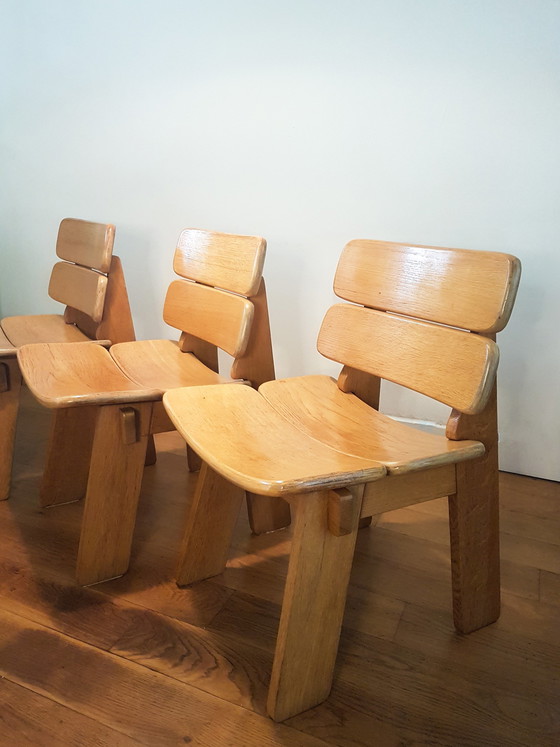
[120,407,140,445]
[0,363,10,393]
[327,487,360,536]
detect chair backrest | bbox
[163,229,268,370]
[48,218,116,323]
[318,239,521,414]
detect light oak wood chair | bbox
[162,238,521,721]
[0,218,135,502]
[18,228,290,586]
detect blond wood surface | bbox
[178,332,219,370]
[65,256,136,344]
[17,342,160,408]
[318,305,498,414]
[260,376,484,473]
[334,239,521,333]
[268,488,362,720]
[176,463,246,586]
[447,384,501,633]
[55,217,115,273]
[110,339,231,391]
[0,359,21,501]
[76,402,152,585]
[163,385,386,496]
[0,327,16,357]
[163,279,254,358]
[362,463,456,515]
[174,228,266,297]
[246,493,292,535]
[40,406,96,507]
[2,399,559,745]
[1,313,92,347]
[48,262,108,323]
[231,278,276,387]
[337,364,381,409]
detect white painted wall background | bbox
[1,0,559,479]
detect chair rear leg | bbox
[0,359,21,501]
[246,492,291,534]
[267,487,362,722]
[176,463,245,586]
[76,402,152,586]
[448,450,500,634]
[40,406,96,507]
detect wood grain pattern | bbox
[18,342,160,408]
[0,358,21,500]
[260,376,484,473]
[318,304,498,414]
[334,239,521,333]
[163,384,386,496]
[55,217,115,273]
[268,488,362,720]
[48,262,108,323]
[0,326,16,356]
[173,228,266,296]
[76,402,152,585]
[1,313,92,347]
[110,339,231,390]
[163,279,254,358]
[176,463,246,586]
[39,406,96,506]
[1,397,559,745]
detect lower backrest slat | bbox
[163,280,254,359]
[48,262,108,323]
[318,304,498,414]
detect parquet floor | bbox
[0,390,558,745]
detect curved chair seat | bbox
[110,339,233,390]
[17,342,160,408]
[259,375,484,474]
[1,314,95,347]
[164,384,387,496]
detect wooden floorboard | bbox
[0,389,558,746]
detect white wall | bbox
[1,0,559,479]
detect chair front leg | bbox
[267,486,362,722]
[176,462,245,586]
[0,359,21,501]
[76,401,152,585]
[40,406,97,507]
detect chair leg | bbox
[186,443,202,472]
[0,359,21,501]
[176,463,245,586]
[267,488,361,721]
[448,451,500,634]
[40,407,96,507]
[246,493,291,534]
[76,402,152,586]
[144,434,157,466]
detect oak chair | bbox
[18,228,290,586]
[162,238,521,721]
[0,218,135,502]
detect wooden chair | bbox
[17,228,290,586]
[162,238,521,721]
[0,218,135,502]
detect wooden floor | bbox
[1,390,559,746]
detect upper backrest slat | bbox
[334,240,520,333]
[173,229,266,297]
[48,262,108,323]
[56,218,115,274]
[163,280,254,359]
[318,304,499,414]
